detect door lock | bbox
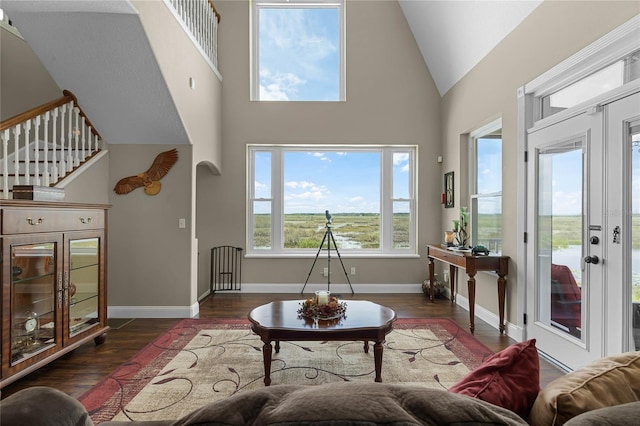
[584,255,600,264]
[590,236,600,245]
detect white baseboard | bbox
[239,283,423,294]
[454,294,522,340]
[108,301,199,319]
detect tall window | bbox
[470,120,503,253]
[248,145,416,255]
[251,0,345,101]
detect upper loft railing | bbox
[164,0,221,77]
[0,90,103,198]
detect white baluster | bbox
[23,120,31,185]
[13,124,22,186]
[51,106,60,182]
[94,133,99,154]
[198,0,202,36]
[67,102,74,172]
[33,115,41,186]
[43,111,51,186]
[73,106,80,167]
[1,129,9,198]
[81,115,86,162]
[86,127,93,158]
[60,103,67,176]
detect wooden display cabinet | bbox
[1,200,109,388]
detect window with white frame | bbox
[248,145,416,255]
[470,120,503,254]
[541,48,640,119]
[251,0,345,101]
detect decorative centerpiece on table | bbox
[452,206,469,248]
[298,291,347,320]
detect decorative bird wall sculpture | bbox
[113,148,178,196]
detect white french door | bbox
[526,111,605,370]
[605,92,640,354]
[526,92,640,370]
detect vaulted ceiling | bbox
[2,0,545,145]
[399,0,543,96]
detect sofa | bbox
[2,341,640,425]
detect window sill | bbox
[245,253,421,259]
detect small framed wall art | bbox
[444,171,454,208]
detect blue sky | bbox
[255,151,411,214]
[258,5,340,101]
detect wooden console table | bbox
[426,244,509,334]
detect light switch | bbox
[179,218,186,228]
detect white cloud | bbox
[393,153,409,165]
[254,181,269,198]
[286,181,316,190]
[259,69,306,101]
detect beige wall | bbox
[0,27,61,120]
[108,144,193,310]
[61,152,110,204]
[441,2,640,327]
[133,0,223,172]
[195,0,442,294]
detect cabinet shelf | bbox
[12,272,55,285]
[69,262,99,272]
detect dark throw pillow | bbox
[448,338,540,419]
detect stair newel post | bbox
[43,111,51,186]
[13,124,21,186]
[52,106,60,182]
[33,115,41,186]
[1,129,9,199]
[66,101,73,173]
[73,106,80,168]
[23,120,31,185]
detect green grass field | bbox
[253,213,410,249]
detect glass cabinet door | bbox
[65,233,104,341]
[9,238,61,367]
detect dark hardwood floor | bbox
[0,293,566,400]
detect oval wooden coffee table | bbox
[248,300,397,386]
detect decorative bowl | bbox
[298,296,347,320]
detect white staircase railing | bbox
[0,90,103,199]
[164,0,220,74]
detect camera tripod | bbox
[301,218,354,295]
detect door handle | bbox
[584,255,600,264]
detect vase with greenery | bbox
[453,207,468,247]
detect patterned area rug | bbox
[79,317,492,423]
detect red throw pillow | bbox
[448,339,540,419]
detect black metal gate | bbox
[210,246,243,292]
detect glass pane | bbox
[393,152,410,199]
[254,151,271,198]
[11,242,56,365]
[630,126,640,349]
[393,201,410,249]
[477,137,502,194]
[283,151,380,249]
[543,61,624,117]
[253,201,272,249]
[473,195,502,254]
[69,238,100,336]
[537,144,583,339]
[258,6,340,101]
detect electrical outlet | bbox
[323,267,328,277]
[350,267,356,275]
